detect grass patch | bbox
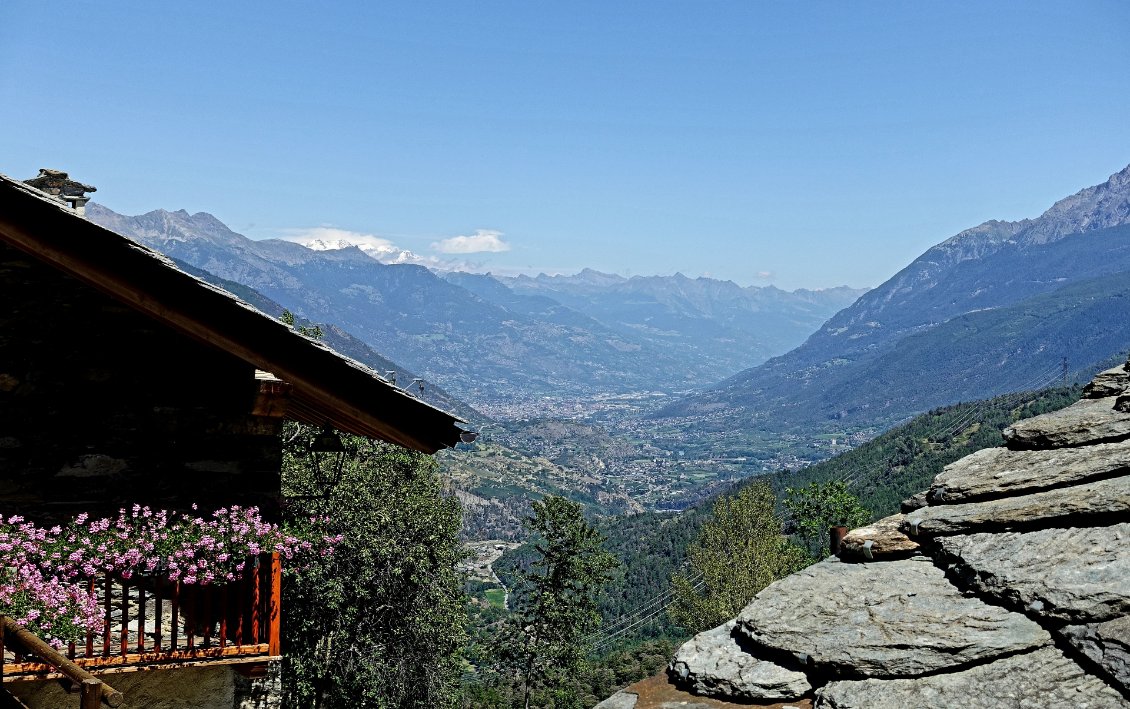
[484,588,506,609]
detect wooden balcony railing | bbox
[1,553,281,681]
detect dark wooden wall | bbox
[0,242,283,523]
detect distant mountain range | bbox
[86,203,862,407]
[661,164,1130,436]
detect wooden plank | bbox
[1,644,272,678]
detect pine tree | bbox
[501,497,618,709]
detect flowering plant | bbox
[0,505,340,647]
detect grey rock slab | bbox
[1004,397,1130,449]
[1084,363,1130,399]
[813,647,1129,709]
[669,620,811,701]
[736,556,1049,678]
[936,524,1130,623]
[928,439,1130,503]
[593,691,638,709]
[838,514,920,560]
[900,490,927,513]
[903,474,1130,536]
[1061,616,1130,692]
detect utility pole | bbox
[1062,356,1069,389]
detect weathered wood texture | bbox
[0,241,283,522]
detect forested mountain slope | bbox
[661,165,1130,437]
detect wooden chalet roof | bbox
[0,173,465,453]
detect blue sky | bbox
[2,1,1128,289]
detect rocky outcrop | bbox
[737,556,1048,678]
[1003,397,1130,449]
[646,358,1130,709]
[668,621,811,700]
[928,438,1130,503]
[903,474,1130,536]
[935,524,1130,623]
[837,514,918,560]
[1084,363,1130,399]
[813,647,1129,709]
[1061,616,1130,690]
[593,692,638,709]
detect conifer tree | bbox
[501,496,618,709]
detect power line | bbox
[581,569,704,643]
[592,578,707,650]
[841,360,1066,487]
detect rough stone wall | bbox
[233,660,283,709]
[0,241,283,522]
[7,664,283,709]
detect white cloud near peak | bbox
[431,229,510,254]
[283,227,401,256]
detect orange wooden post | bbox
[153,577,162,653]
[118,579,128,656]
[202,586,212,648]
[219,585,228,650]
[267,552,281,656]
[136,583,145,653]
[234,572,245,649]
[250,557,261,644]
[185,585,195,652]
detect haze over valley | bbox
[86,163,1130,526]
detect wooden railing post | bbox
[267,552,281,657]
[79,678,102,709]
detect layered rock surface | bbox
[647,357,1130,708]
[738,556,1047,677]
[668,621,811,700]
[813,647,1128,709]
[935,524,1130,623]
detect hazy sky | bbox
[3,2,1128,289]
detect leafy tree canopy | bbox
[281,424,467,708]
[668,481,808,633]
[782,481,871,559]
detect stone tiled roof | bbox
[603,358,1130,708]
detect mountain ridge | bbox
[662,164,1130,437]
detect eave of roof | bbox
[0,174,465,453]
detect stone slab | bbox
[669,621,811,701]
[736,556,1049,678]
[935,523,1130,623]
[1061,615,1130,692]
[899,491,927,513]
[1003,397,1130,450]
[813,647,1129,709]
[903,474,1130,536]
[1084,364,1130,399]
[928,438,1130,503]
[837,514,919,560]
[594,691,639,709]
